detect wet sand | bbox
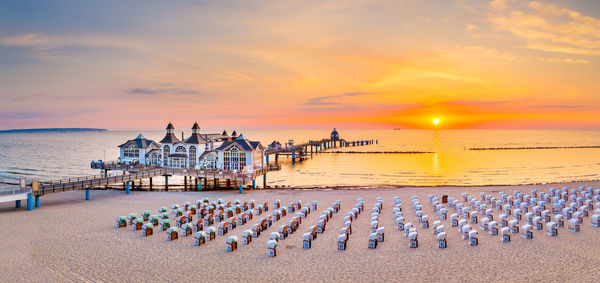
[1,180,599,282]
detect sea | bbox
[1,129,600,189]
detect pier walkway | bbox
[14,136,376,211]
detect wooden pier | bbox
[13,136,376,211]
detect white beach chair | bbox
[369,233,378,249]
[469,230,478,246]
[488,221,498,235]
[226,236,239,252]
[437,232,447,248]
[546,222,558,236]
[568,218,580,232]
[501,227,511,242]
[409,231,418,248]
[267,240,278,257]
[521,224,533,239]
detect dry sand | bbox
[1,181,599,282]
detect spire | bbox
[232,130,238,137]
[192,122,200,134]
[166,122,174,133]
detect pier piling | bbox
[27,193,33,211]
[239,184,243,194]
[126,181,130,194]
[85,188,90,200]
[34,195,39,208]
[263,174,266,188]
[252,179,256,189]
[15,200,21,208]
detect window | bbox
[223,146,246,171]
[189,146,196,167]
[175,146,186,153]
[124,145,139,158]
[163,145,170,166]
[205,155,216,169]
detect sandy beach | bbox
[1,181,599,282]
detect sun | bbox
[433,118,440,125]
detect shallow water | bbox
[1,129,599,187]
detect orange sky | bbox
[1,0,600,130]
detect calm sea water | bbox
[1,129,600,188]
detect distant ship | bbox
[394,128,402,130]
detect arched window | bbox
[189,146,196,167]
[224,146,246,170]
[163,145,170,166]
[175,146,186,153]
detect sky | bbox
[1,0,600,130]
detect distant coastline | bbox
[0,128,108,133]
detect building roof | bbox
[166,122,174,130]
[269,141,281,146]
[185,133,207,144]
[199,150,217,160]
[118,133,161,148]
[192,122,200,130]
[216,134,263,151]
[159,132,180,144]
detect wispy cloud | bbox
[463,45,520,61]
[128,87,203,96]
[0,33,138,51]
[527,104,583,109]
[489,1,600,56]
[302,92,371,106]
[539,57,590,65]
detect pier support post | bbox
[27,193,34,211]
[165,176,169,191]
[15,200,21,208]
[86,188,90,200]
[149,177,153,191]
[292,151,296,165]
[184,176,188,191]
[214,178,217,188]
[263,174,267,188]
[275,154,279,163]
[376,140,378,144]
[204,178,208,189]
[239,184,243,194]
[198,178,202,191]
[34,195,39,208]
[252,179,256,189]
[266,155,270,166]
[126,181,130,194]
[227,179,231,187]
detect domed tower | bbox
[159,122,180,167]
[160,122,180,144]
[331,128,339,140]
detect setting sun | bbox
[433,118,440,125]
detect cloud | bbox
[0,33,138,51]
[302,92,371,106]
[463,45,520,61]
[539,57,590,65]
[443,99,514,106]
[128,87,203,96]
[465,24,477,32]
[489,0,514,11]
[527,105,583,109]
[489,1,600,56]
